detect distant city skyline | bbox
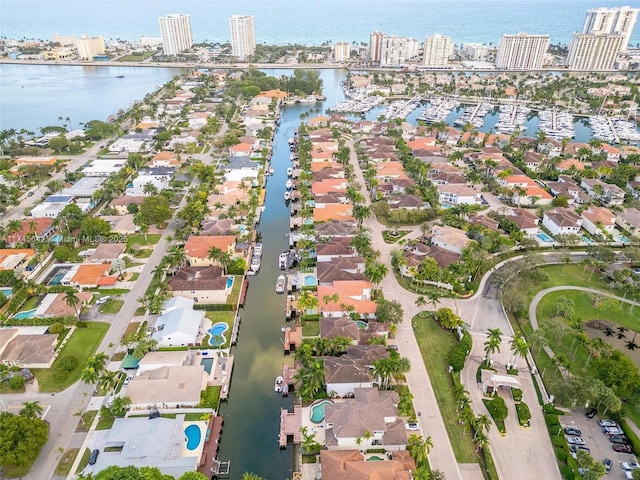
[158,14,193,56]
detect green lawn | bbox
[302,320,320,337]
[19,295,42,311]
[205,311,235,345]
[127,234,161,248]
[117,50,156,62]
[522,264,614,299]
[200,385,221,409]
[96,415,116,430]
[75,448,91,474]
[32,322,109,392]
[76,410,98,432]
[226,276,243,306]
[412,314,480,463]
[55,449,79,476]
[99,299,124,314]
[129,272,140,282]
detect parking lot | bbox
[561,409,638,478]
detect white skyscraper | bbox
[158,14,193,56]
[566,33,625,70]
[369,31,385,64]
[379,35,420,67]
[334,42,351,63]
[229,15,256,60]
[423,34,452,67]
[582,6,639,48]
[495,33,550,70]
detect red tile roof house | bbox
[318,281,377,319]
[184,236,236,267]
[228,142,253,157]
[6,218,55,246]
[580,206,617,237]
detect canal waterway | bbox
[216,69,345,479]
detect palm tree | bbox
[98,370,121,394]
[407,433,430,467]
[64,290,81,317]
[509,334,530,369]
[474,430,490,452]
[19,401,43,418]
[484,328,502,364]
[80,366,100,386]
[297,290,319,315]
[365,262,388,287]
[475,414,491,437]
[415,295,427,312]
[87,352,109,372]
[241,473,266,480]
[143,182,159,196]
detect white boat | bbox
[275,274,286,293]
[268,166,274,175]
[284,190,291,201]
[289,154,295,161]
[254,242,263,256]
[278,252,289,270]
[285,179,293,189]
[250,255,261,272]
[287,167,293,177]
[275,375,284,393]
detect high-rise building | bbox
[379,35,420,67]
[158,14,193,56]
[495,32,549,70]
[461,43,491,61]
[229,15,256,60]
[566,33,625,70]
[334,42,351,63]
[423,34,452,67]
[369,31,384,64]
[76,36,105,60]
[582,6,639,49]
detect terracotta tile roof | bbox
[168,266,228,292]
[71,263,111,286]
[184,235,236,258]
[257,89,287,99]
[320,450,414,480]
[6,218,55,244]
[317,281,376,315]
[312,178,348,195]
[581,206,616,226]
[310,160,342,172]
[313,204,354,223]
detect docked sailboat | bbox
[285,179,293,189]
[275,274,286,293]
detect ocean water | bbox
[2,0,639,47]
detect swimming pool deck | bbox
[203,354,234,400]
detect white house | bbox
[323,346,387,397]
[437,184,481,205]
[125,167,174,196]
[430,225,473,254]
[581,178,625,206]
[542,208,583,236]
[580,206,616,236]
[150,297,205,347]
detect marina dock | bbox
[279,405,303,448]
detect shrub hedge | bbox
[450,330,472,372]
[193,303,235,311]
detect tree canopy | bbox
[0,412,49,468]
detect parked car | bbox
[613,444,632,454]
[96,296,111,305]
[622,462,640,471]
[603,458,612,474]
[123,376,133,386]
[405,422,420,431]
[609,435,629,444]
[598,419,617,427]
[89,449,99,465]
[603,427,625,436]
[570,445,590,454]
[27,191,34,197]
[566,436,586,445]
[564,427,582,436]
[586,408,598,419]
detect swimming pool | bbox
[184,424,201,451]
[582,236,593,244]
[310,399,333,423]
[51,234,63,244]
[14,308,36,319]
[226,276,234,289]
[440,203,453,209]
[304,275,316,287]
[367,455,384,461]
[0,287,12,298]
[200,358,214,374]
[621,235,630,243]
[537,232,553,243]
[356,320,368,330]
[207,322,229,346]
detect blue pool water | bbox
[356,320,368,330]
[51,234,63,244]
[200,358,214,374]
[14,308,36,319]
[0,287,12,298]
[441,203,453,209]
[621,235,630,243]
[368,455,384,461]
[184,424,201,451]
[304,275,316,287]
[582,236,593,244]
[310,400,333,423]
[226,276,234,289]
[207,322,229,346]
[537,232,553,243]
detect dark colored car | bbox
[564,427,582,436]
[613,444,632,453]
[586,408,598,419]
[89,449,99,465]
[570,445,590,454]
[603,458,612,474]
[609,435,629,444]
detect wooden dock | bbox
[283,325,303,353]
[279,405,303,448]
[230,314,240,345]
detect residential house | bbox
[546,176,590,205]
[150,296,206,347]
[150,151,180,168]
[222,156,260,183]
[323,388,407,450]
[319,450,414,480]
[61,263,116,289]
[168,266,233,304]
[108,196,146,215]
[313,204,354,223]
[184,236,236,267]
[0,327,57,368]
[542,208,583,236]
[323,346,388,396]
[506,208,540,238]
[81,159,127,177]
[437,184,481,205]
[125,167,174,196]
[317,257,366,285]
[86,243,126,263]
[318,281,376,318]
[61,177,107,198]
[30,194,80,218]
[5,218,55,246]
[386,195,424,210]
[429,225,472,254]
[0,248,36,274]
[401,243,461,276]
[580,206,616,236]
[581,178,625,206]
[316,238,356,263]
[523,151,544,172]
[617,207,640,234]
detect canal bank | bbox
[216,69,346,479]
